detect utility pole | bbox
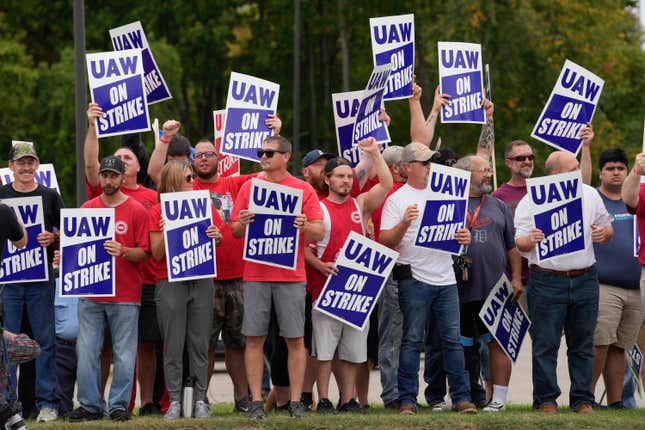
[74,0,87,205]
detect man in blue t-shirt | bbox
[591,148,642,409]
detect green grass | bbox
[26,404,645,430]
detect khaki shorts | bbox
[593,283,641,350]
[242,281,306,338]
[311,308,368,363]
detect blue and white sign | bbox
[370,14,414,100]
[221,72,280,162]
[60,208,115,297]
[527,171,584,262]
[629,344,643,382]
[110,21,172,104]
[315,231,398,331]
[531,60,604,156]
[0,197,48,284]
[87,50,150,138]
[332,91,389,168]
[415,163,470,255]
[244,178,302,270]
[437,42,486,124]
[161,190,217,282]
[437,42,485,124]
[352,64,393,145]
[479,274,531,363]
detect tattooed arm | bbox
[476,98,495,161]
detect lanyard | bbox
[465,195,485,230]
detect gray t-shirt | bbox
[458,195,516,303]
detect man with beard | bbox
[452,155,522,412]
[0,142,63,422]
[191,138,255,412]
[70,156,149,422]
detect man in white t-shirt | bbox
[379,142,476,415]
[514,151,613,414]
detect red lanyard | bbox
[465,195,485,230]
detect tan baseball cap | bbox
[401,142,435,163]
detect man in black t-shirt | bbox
[0,143,63,422]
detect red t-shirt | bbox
[81,196,150,303]
[371,181,404,242]
[85,177,159,285]
[232,174,323,282]
[148,201,224,282]
[307,198,365,300]
[192,174,256,280]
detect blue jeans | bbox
[398,277,470,407]
[423,313,447,405]
[76,300,139,414]
[527,268,598,409]
[2,279,57,409]
[378,275,402,405]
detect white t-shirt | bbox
[380,183,456,286]
[514,183,612,270]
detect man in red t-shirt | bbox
[306,137,392,413]
[70,156,149,423]
[231,135,323,419]
[191,138,256,412]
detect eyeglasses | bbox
[472,167,493,174]
[257,149,288,158]
[413,159,431,167]
[194,151,217,160]
[185,174,195,183]
[506,154,535,162]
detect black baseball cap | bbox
[324,157,351,175]
[99,155,125,175]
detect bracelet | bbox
[160,137,170,144]
[121,247,128,258]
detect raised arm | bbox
[579,123,594,185]
[148,120,181,186]
[622,153,645,208]
[410,82,450,147]
[357,137,393,217]
[476,98,494,161]
[84,103,104,188]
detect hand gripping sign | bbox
[244,178,302,270]
[415,163,471,255]
[161,190,217,282]
[315,231,398,331]
[437,42,485,124]
[213,109,240,177]
[479,274,531,363]
[221,72,280,162]
[527,170,585,262]
[531,60,604,155]
[369,13,415,100]
[332,91,390,168]
[60,208,115,297]
[0,197,48,283]
[109,21,172,104]
[86,49,150,138]
[352,64,393,146]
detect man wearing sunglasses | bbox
[231,135,324,419]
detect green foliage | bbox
[0,1,644,203]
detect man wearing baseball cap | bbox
[0,141,64,422]
[70,156,149,422]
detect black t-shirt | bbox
[0,204,24,256]
[0,183,64,232]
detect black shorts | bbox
[138,284,162,342]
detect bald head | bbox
[545,151,578,175]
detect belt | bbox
[56,337,76,347]
[530,264,594,278]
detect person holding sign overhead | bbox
[514,151,613,414]
[306,137,392,413]
[148,161,223,420]
[379,142,475,415]
[0,142,63,423]
[231,135,323,419]
[70,156,149,423]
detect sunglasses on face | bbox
[257,149,288,158]
[507,154,535,162]
[413,159,431,167]
[185,174,195,183]
[194,151,217,160]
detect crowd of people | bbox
[0,79,644,426]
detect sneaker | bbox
[288,401,307,418]
[193,400,210,418]
[591,400,607,410]
[316,398,336,414]
[139,402,161,416]
[338,398,362,413]
[109,409,130,421]
[538,403,557,414]
[37,407,58,422]
[68,407,103,422]
[454,401,477,414]
[164,401,181,420]
[399,403,417,415]
[301,392,314,411]
[608,401,625,410]
[429,401,447,412]
[574,403,593,414]
[248,400,266,419]
[482,401,506,412]
[234,395,251,413]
